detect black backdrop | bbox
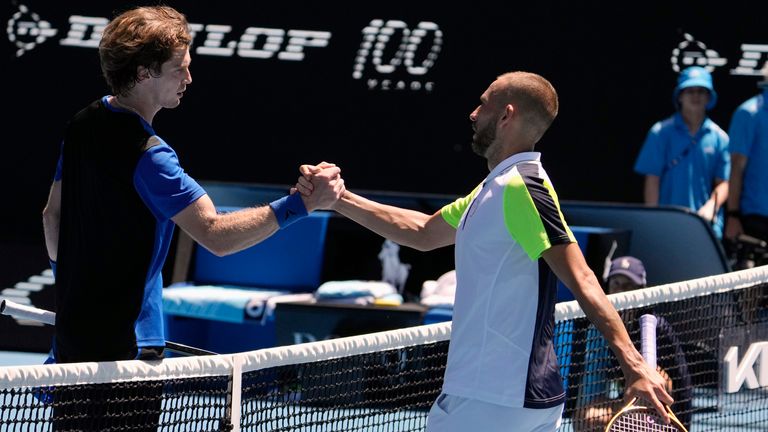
[2,0,767,284]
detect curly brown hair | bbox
[99,6,191,96]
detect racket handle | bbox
[165,341,217,356]
[1,299,56,325]
[2,299,218,357]
[640,313,657,368]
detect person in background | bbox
[574,256,692,432]
[297,72,672,431]
[725,63,768,324]
[725,63,768,246]
[634,66,730,238]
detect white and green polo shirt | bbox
[440,151,575,409]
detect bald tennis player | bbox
[296,72,672,431]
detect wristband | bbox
[269,193,309,229]
[727,210,741,218]
[49,259,57,278]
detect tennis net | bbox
[1,266,766,431]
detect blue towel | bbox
[315,280,396,299]
[163,285,292,324]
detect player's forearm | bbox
[333,190,437,251]
[577,286,645,375]
[564,264,644,377]
[196,206,279,257]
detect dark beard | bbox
[471,125,495,157]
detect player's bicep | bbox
[134,143,206,220]
[542,243,591,291]
[440,184,482,228]
[171,193,216,244]
[422,211,456,249]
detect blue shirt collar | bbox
[673,111,711,134]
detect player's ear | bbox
[503,104,514,119]
[498,104,515,126]
[136,65,150,82]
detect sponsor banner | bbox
[2,1,768,246]
[720,321,768,395]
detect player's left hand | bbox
[623,361,674,424]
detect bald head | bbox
[492,72,559,145]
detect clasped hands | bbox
[292,162,345,211]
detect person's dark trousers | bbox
[742,214,768,243]
[52,347,164,432]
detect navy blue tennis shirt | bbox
[53,96,205,362]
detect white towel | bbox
[163,285,312,324]
[420,270,456,308]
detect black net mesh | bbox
[560,282,768,432]
[240,341,447,431]
[0,375,231,431]
[1,277,766,431]
[239,282,768,431]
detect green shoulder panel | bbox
[440,183,482,229]
[502,173,551,260]
[503,171,575,261]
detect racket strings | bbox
[609,410,682,431]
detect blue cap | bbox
[674,66,717,110]
[608,256,647,287]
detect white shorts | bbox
[426,393,563,432]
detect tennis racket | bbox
[604,314,688,432]
[0,299,216,356]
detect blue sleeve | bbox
[728,106,755,157]
[133,142,206,220]
[634,122,665,176]
[53,141,63,181]
[715,131,730,181]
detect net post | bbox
[226,354,243,432]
